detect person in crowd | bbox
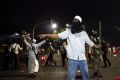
[101,40,111,68]
[89,30,102,78]
[9,39,23,70]
[60,41,68,67]
[23,35,46,77]
[21,30,30,67]
[38,15,101,80]
[45,42,56,66]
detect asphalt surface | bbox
[0,53,120,80]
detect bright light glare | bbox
[66,24,69,27]
[14,33,19,36]
[51,23,57,29]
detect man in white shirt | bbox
[9,39,23,70]
[38,15,100,80]
[23,36,46,77]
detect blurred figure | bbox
[60,41,68,67]
[89,30,102,78]
[23,35,46,77]
[101,40,111,68]
[9,39,23,70]
[45,42,56,66]
[21,30,30,67]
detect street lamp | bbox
[32,19,57,39]
[51,23,58,33]
[33,20,51,39]
[51,23,57,29]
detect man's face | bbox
[73,19,79,22]
[72,19,81,29]
[71,19,82,34]
[72,19,80,24]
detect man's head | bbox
[73,15,82,23]
[91,30,98,36]
[71,15,85,34]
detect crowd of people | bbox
[1,15,114,80]
[1,30,68,78]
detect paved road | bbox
[0,53,120,80]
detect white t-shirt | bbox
[58,29,94,60]
[9,43,22,54]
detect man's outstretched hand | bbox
[37,34,46,39]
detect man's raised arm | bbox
[37,34,59,39]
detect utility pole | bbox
[32,26,35,39]
[96,21,103,80]
[99,21,102,44]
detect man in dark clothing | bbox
[60,42,68,67]
[101,40,111,68]
[45,42,56,66]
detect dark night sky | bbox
[1,0,120,46]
